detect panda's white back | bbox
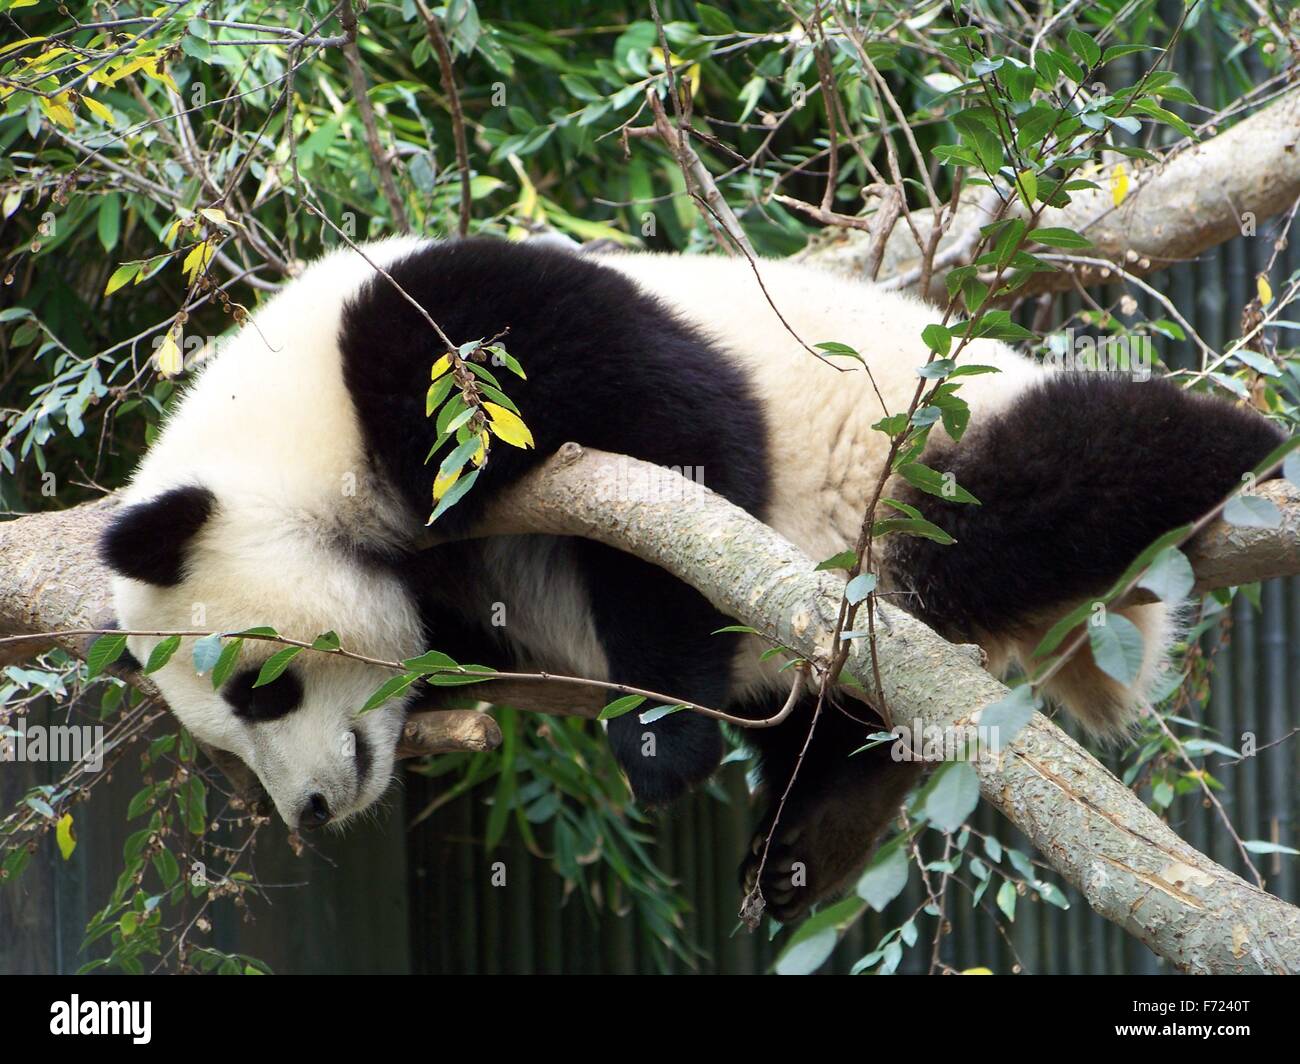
[600,250,1047,562]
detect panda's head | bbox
[100,483,425,831]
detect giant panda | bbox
[100,236,1285,922]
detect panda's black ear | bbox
[100,485,216,586]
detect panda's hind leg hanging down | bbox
[883,373,1287,734]
[583,542,730,806]
[735,693,924,924]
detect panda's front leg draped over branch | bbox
[100,237,1287,925]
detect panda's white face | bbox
[103,485,426,831]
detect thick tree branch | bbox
[2,452,1299,971]
[803,88,1300,300]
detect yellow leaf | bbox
[181,240,214,282]
[155,329,183,377]
[81,94,114,124]
[506,153,543,222]
[484,402,534,449]
[141,60,180,94]
[960,967,993,975]
[198,207,240,229]
[430,353,452,380]
[470,430,489,467]
[1257,273,1273,307]
[432,465,461,500]
[1110,162,1129,207]
[0,36,46,58]
[99,54,150,86]
[684,62,701,98]
[56,813,76,860]
[39,96,76,130]
[21,46,68,70]
[104,261,140,295]
[163,217,184,245]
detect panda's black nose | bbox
[299,793,331,830]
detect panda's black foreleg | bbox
[579,542,728,806]
[736,693,923,924]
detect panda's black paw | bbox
[608,709,722,807]
[738,793,880,925]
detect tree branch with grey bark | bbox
[801,88,1300,303]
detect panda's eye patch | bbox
[223,666,304,722]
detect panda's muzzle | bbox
[299,792,332,830]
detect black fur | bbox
[734,692,924,922]
[100,485,215,587]
[885,374,1286,641]
[350,727,372,789]
[338,239,768,804]
[222,665,305,722]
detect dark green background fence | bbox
[2,26,1297,975]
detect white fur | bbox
[113,238,429,828]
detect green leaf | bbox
[814,550,858,572]
[1067,28,1100,68]
[856,841,909,911]
[97,195,121,252]
[1088,613,1145,685]
[361,671,421,712]
[427,467,481,524]
[923,762,980,832]
[1031,226,1092,249]
[254,647,302,688]
[86,633,128,680]
[144,635,181,673]
[153,847,180,886]
[871,517,956,545]
[844,572,877,605]
[1286,449,1300,488]
[639,703,687,724]
[1224,493,1281,529]
[815,341,865,368]
[980,686,1039,752]
[773,895,865,973]
[1035,881,1070,909]
[425,374,455,417]
[918,359,955,379]
[104,261,142,296]
[897,461,980,505]
[210,637,245,690]
[921,324,951,357]
[403,649,461,673]
[311,631,341,652]
[598,694,646,720]
[873,413,910,437]
[1137,546,1195,603]
[695,3,737,34]
[1241,841,1300,856]
[192,633,223,674]
[996,879,1017,921]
